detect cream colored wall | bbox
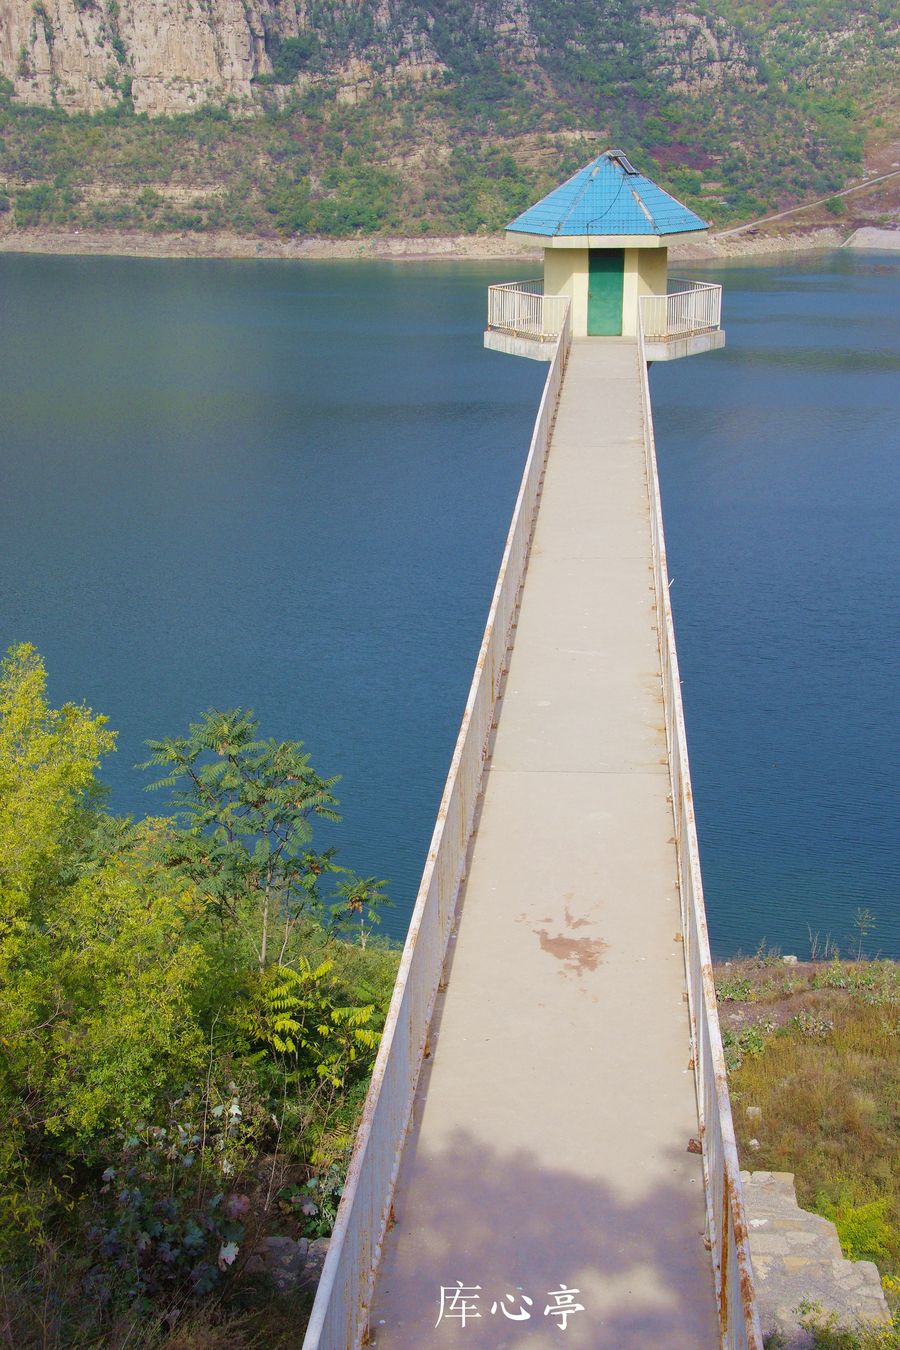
[543,244,668,337]
[622,247,669,336]
[639,248,668,299]
[622,251,639,337]
[543,247,588,337]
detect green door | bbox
[587,248,624,335]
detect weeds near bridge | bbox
[719,956,900,1320]
[793,1303,900,1348]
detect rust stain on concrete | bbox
[536,927,608,975]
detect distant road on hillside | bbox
[714,168,900,238]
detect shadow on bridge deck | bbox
[371,1130,714,1348]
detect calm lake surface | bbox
[652,251,899,960]
[1,250,897,958]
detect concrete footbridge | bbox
[302,154,762,1350]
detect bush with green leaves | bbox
[816,1194,895,1266]
[269,33,320,84]
[248,958,381,1087]
[0,642,399,1336]
[83,1081,263,1309]
[721,1021,775,1071]
[715,974,754,1002]
[277,1167,344,1239]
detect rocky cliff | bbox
[0,0,761,116]
[1,0,279,114]
[1,0,895,245]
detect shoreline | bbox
[2,222,888,265]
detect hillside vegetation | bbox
[0,0,898,240]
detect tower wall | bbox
[622,248,669,336]
[544,248,588,335]
[543,245,668,337]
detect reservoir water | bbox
[652,251,899,960]
[0,250,897,958]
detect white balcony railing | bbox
[487,280,570,341]
[490,277,722,346]
[640,278,722,341]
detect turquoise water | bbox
[0,250,896,957]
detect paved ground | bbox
[368,338,720,1348]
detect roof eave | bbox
[505,227,708,248]
[657,224,710,240]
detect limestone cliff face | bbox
[0,0,282,114]
[643,8,757,94]
[0,0,758,116]
[124,0,275,116]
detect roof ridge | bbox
[582,168,627,233]
[630,186,659,232]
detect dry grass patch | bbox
[717,958,899,1319]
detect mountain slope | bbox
[0,0,897,236]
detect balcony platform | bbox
[483,328,558,362]
[485,327,726,363]
[643,328,726,362]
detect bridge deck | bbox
[368,339,719,1348]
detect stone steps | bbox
[742,1171,892,1348]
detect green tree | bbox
[0,642,115,967]
[269,32,319,84]
[330,873,392,948]
[0,645,209,1166]
[9,832,210,1151]
[263,174,312,236]
[142,708,343,968]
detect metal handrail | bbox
[490,277,543,293]
[302,299,573,1350]
[489,279,721,344]
[668,277,720,294]
[636,318,763,1350]
[641,282,723,340]
[487,280,570,340]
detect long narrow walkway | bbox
[368,339,719,1348]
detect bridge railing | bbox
[637,319,764,1350]
[640,279,723,341]
[302,298,572,1350]
[487,279,570,340]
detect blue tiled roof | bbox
[507,150,708,237]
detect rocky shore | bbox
[3,222,892,264]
